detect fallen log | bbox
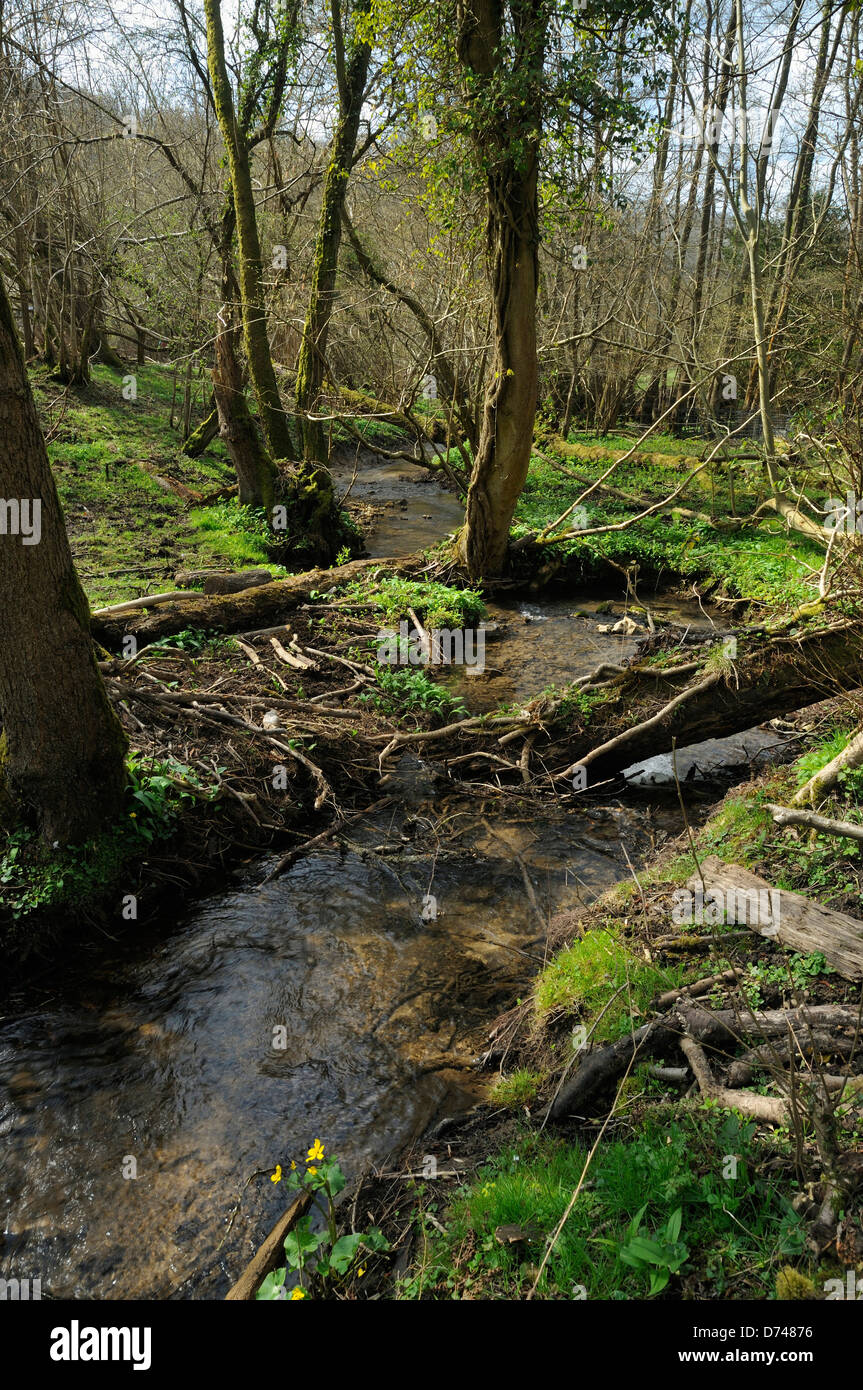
[137,461,203,502]
[727,1032,858,1086]
[90,555,422,647]
[547,996,863,1121]
[688,856,863,981]
[224,1189,312,1301]
[548,1017,681,1120]
[554,622,863,784]
[674,997,863,1047]
[175,567,275,594]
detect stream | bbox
[0,450,797,1299]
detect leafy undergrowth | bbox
[513,434,826,612]
[186,499,292,575]
[399,1112,806,1300]
[336,574,485,629]
[360,665,468,723]
[692,724,863,914]
[0,754,212,930]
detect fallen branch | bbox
[90,556,423,646]
[224,1190,312,1301]
[679,1034,788,1124]
[793,726,863,807]
[767,802,863,845]
[259,797,394,884]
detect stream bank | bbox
[2,443,851,1301]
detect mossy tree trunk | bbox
[294,2,371,462]
[204,0,294,460]
[455,0,546,580]
[212,301,278,510]
[0,271,128,844]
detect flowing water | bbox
[0,450,796,1299]
[0,780,685,1299]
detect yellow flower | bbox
[290,1160,297,1171]
[307,1139,325,1163]
[290,1287,306,1300]
[358,1267,365,1277]
[307,1166,317,1176]
[270,1164,282,1183]
[129,812,137,818]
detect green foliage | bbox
[0,755,208,919]
[188,498,289,572]
[515,439,824,611]
[34,362,235,608]
[795,729,852,789]
[256,1140,389,1300]
[149,627,237,658]
[398,1113,805,1300]
[491,1069,544,1110]
[614,1204,688,1296]
[362,665,468,722]
[339,574,485,629]
[533,923,687,1040]
[743,953,836,1012]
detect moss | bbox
[490,1070,544,1109]
[533,922,688,1040]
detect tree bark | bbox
[203,0,294,459]
[0,271,127,844]
[295,2,371,462]
[211,302,278,510]
[455,0,546,578]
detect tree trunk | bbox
[203,0,294,459]
[0,272,127,844]
[211,303,278,510]
[455,0,545,579]
[295,7,371,462]
[181,402,220,457]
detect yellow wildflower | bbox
[307,1139,325,1163]
[290,1287,306,1300]
[270,1164,282,1183]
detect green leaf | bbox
[256,1267,287,1300]
[329,1233,363,1274]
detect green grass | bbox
[35,362,237,607]
[694,732,863,908]
[400,1112,806,1300]
[513,437,825,611]
[186,499,289,574]
[490,1070,545,1109]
